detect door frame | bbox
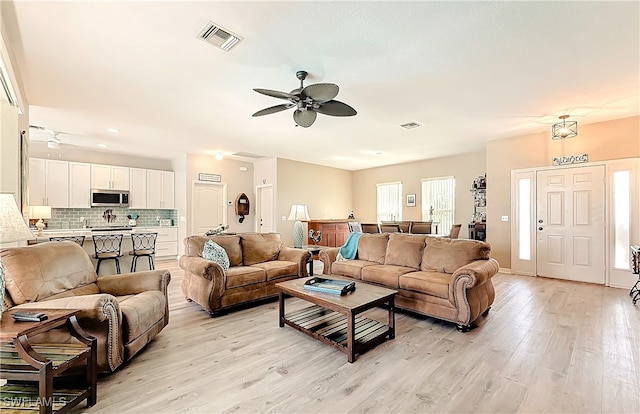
[255,184,275,233]
[510,158,640,288]
[190,180,227,236]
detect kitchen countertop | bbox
[32,226,178,241]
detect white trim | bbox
[190,180,227,236]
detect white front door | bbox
[256,185,274,233]
[192,182,226,235]
[536,165,605,284]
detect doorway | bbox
[256,184,274,233]
[192,182,227,235]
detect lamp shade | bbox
[29,205,52,219]
[0,194,33,243]
[288,204,310,221]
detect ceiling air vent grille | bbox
[400,122,421,130]
[197,21,242,51]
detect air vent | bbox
[197,21,243,51]
[400,122,421,130]
[232,152,266,159]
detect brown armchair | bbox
[1,242,171,373]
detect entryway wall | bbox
[511,158,639,289]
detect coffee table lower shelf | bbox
[283,304,391,359]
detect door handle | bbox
[538,219,543,223]
[538,227,544,231]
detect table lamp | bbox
[288,204,310,248]
[29,205,52,237]
[1,194,35,319]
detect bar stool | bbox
[129,232,157,272]
[49,235,86,246]
[92,234,124,275]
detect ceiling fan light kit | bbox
[252,70,357,128]
[552,115,578,140]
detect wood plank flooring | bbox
[77,259,639,413]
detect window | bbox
[421,177,455,235]
[376,182,402,222]
[613,170,630,269]
[517,177,531,261]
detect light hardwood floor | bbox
[81,259,639,413]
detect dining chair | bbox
[347,221,362,232]
[380,224,401,233]
[361,223,381,233]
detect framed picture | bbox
[406,194,416,207]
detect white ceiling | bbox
[6,1,639,170]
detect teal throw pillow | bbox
[202,240,230,272]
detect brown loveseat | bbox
[319,233,499,331]
[1,242,171,373]
[180,233,310,316]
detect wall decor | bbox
[198,173,221,182]
[406,194,416,207]
[552,153,588,166]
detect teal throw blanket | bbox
[339,232,363,260]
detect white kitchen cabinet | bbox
[91,164,130,190]
[29,158,69,208]
[147,170,174,209]
[134,227,177,257]
[129,168,147,209]
[69,162,91,208]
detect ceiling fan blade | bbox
[254,88,298,100]
[301,83,339,103]
[314,100,357,117]
[252,104,294,117]
[293,109,317,128]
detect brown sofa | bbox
[179,233,310,316]
[319,233,499,331]
[1,242,171,373]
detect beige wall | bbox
[185,153,254,236]
[352,150,486,230]
[487,115,640,268]
[276,158,353,246]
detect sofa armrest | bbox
[97,270,171,296]
[178,256,225,283]
[278,247,311,277]
[319,248,340,275]
[12,293,121,322]
[452,258,500,289]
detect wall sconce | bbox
[552,115,578,140]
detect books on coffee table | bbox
[303,277,356,295]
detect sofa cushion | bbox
[399,271,451,299]
[118,290,167,343]
[361,264,414,289]
[331,260,377,280]
[202,240,230,272]
[241,233,282,265]
[184,235,243,267]
[250,261,298,281]
[421,237,491,273]
[225,266,266,289]
[356,233,389,264]
[384,234,426,269]
[1,242,97,305]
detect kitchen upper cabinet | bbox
[69,162,91,208]
[147,170,174,209]
[129,168,147,209]
[91,164,129,190]
[29,158,69,208]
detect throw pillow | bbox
[202,240,230,272]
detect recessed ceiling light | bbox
[97,144,108,148]
[215,153,223,161]
[107,128,119,133]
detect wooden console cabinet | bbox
[306,220,350,247]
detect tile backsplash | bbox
[46,208,178,229]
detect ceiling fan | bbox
[252,70,357,128]
[29,125,69,149]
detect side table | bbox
[295,244,329,276]
[0,309,97,414]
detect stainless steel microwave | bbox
[90,189,129,207]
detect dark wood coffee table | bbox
[276,277,397,362]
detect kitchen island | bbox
[29,226,178,275]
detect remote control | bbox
[12,312,48,322]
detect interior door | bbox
[192,182,226,235]
[256,185,274,233]
[536,165,605,284]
